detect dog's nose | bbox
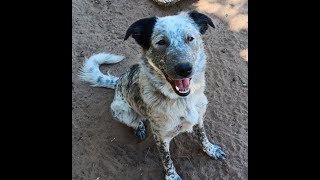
[175,63,193,77]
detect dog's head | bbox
[124,11,215,97]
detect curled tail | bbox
[78,52,125,89]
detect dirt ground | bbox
[72,0,248,179]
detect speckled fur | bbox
[79,11,226,180]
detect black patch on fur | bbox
[123,64,150,115]
[126,64,140,90]
[135,121,146,140]
[124,17,157,50]
[189,10,215,34]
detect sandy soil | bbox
[72,0,248,179]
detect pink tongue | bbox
[173,78,190,90]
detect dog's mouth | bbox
[166,76,191,96]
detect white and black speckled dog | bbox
[79,10,226,180]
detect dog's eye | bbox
[187,36,194,42]
[156,39,166,45]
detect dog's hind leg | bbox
[110,95,147,140]
[194,123,226,160]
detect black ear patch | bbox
[189,10,215,34]
[124,17,157,50]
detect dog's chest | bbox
[173,103,199,129]
[150,95,205,136]
[155,105,199,139]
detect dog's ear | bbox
[189,10,215,34]
[124,17,157,50]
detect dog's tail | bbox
[78,52,125,89]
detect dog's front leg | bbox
[153,133,182,180]
[194,123,226,160]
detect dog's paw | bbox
[204,143,226,160]
[135,121,146,140]
[165,173,182,180]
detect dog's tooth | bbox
[175,86,180,91]
[178,88,190,94]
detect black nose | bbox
[175,63,193,77]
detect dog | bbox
[79,10,226,180]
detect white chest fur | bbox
[148,91,207,138]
